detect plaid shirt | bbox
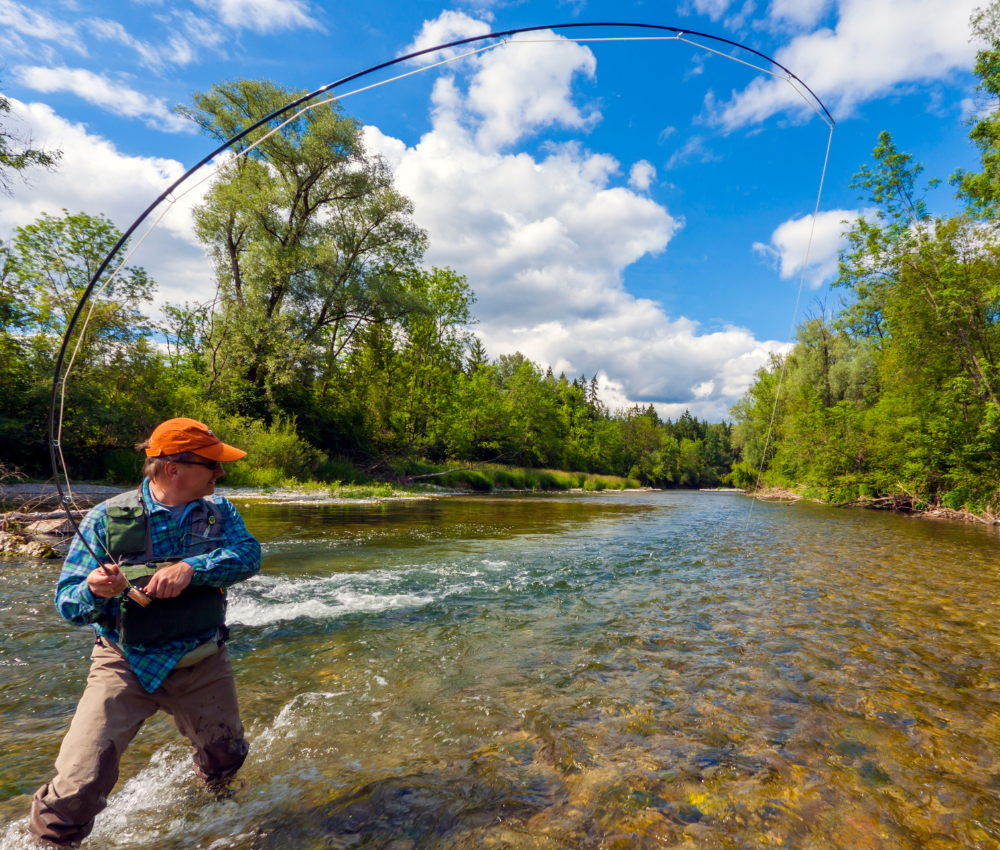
[56,478,261,693]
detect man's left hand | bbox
[145,562,194,598]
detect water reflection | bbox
[3,492,1000,848]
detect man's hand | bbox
[144,561,195,599]
[87,564,127,598]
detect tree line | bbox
[0,79,735,489]
[730,6,1000,513]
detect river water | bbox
[2,491,1000,849]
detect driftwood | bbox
[3,509,87,524]
[408,466,490,481]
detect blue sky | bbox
[0,0,985,418]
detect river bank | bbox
[751,485,1000,525]
[0,477,654,557]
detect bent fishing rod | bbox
[47,21,835,567]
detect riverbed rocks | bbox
[0,530,58,558]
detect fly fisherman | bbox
[29,418,262,846]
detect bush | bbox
[442,469,493,491]
[104,449,143,485]
[222,465,288,488]
[728,460,758,490]
[318,457,370,485]
[942,485,973,510]
[186,407,327,483]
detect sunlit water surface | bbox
[2,492,1000,849]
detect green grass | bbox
[409,461,639,492]
[96,451,641,499]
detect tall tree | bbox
[179,79,427,416]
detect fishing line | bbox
[46,22,835,567]
[743,124,835,537]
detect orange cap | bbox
[145,418,247,461]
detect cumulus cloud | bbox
[628,161,656,191]
[363,13,785,418]
[0,99,213,309]
[464,36,599,151]
[13,67,192,133]
[401,10,493,65]
[711,0,979,128]
[753,208,867,287]
[192,0,321,33]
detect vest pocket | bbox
[119,585,226,646]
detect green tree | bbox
[0,210,163,470]
[0,83,61,195]
[180,78,427,417]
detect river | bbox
[2,491,1000,849]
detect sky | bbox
[0,0,987,420]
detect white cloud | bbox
[0,99,212,309]
[682,0,736,22]
[753,208,866,287]
[465,36,599,151]
[665,135,721,169]
[13,67,192,133]
[0,0,83,53]
[192,0,320,33]
[713,0,979,128]
[363,25,786,418]
[402,10,493,65]
[769,0,832,28]
[86,18,173,69]
[628,160,656,191]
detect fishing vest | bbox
[103,488,227,647]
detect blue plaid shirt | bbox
[55,478,261,693]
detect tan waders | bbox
[29,639,248,845]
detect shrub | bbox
[104,449,143,485]
[222,465,288,488]
[185,407,327,483]
[442,469,493,491]
[318,457,370,485]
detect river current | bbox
[2,491,1000,849]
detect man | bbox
[29,418,262,846]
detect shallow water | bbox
[3,491,1000,849]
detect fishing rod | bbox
[47,21,836,563]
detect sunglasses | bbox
[171,459,223,471]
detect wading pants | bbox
[29,638,249,845]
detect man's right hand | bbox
[87,564,127,598]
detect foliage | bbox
[732,122,1000,511]
[176,78,426,420]
[3,79,736,491]
[0,210,166,473]
[0,82,61,195]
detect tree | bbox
[0,210,163,469]
[179,79,427,417]
[466,336,489,374]
[953,2,1000,214]
[0,83,61,195]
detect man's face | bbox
[160,458,226,502]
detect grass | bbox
[402,461,640,493]
[95,452,641,499]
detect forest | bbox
[0,80,734,491]
[730,7,1000,513]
